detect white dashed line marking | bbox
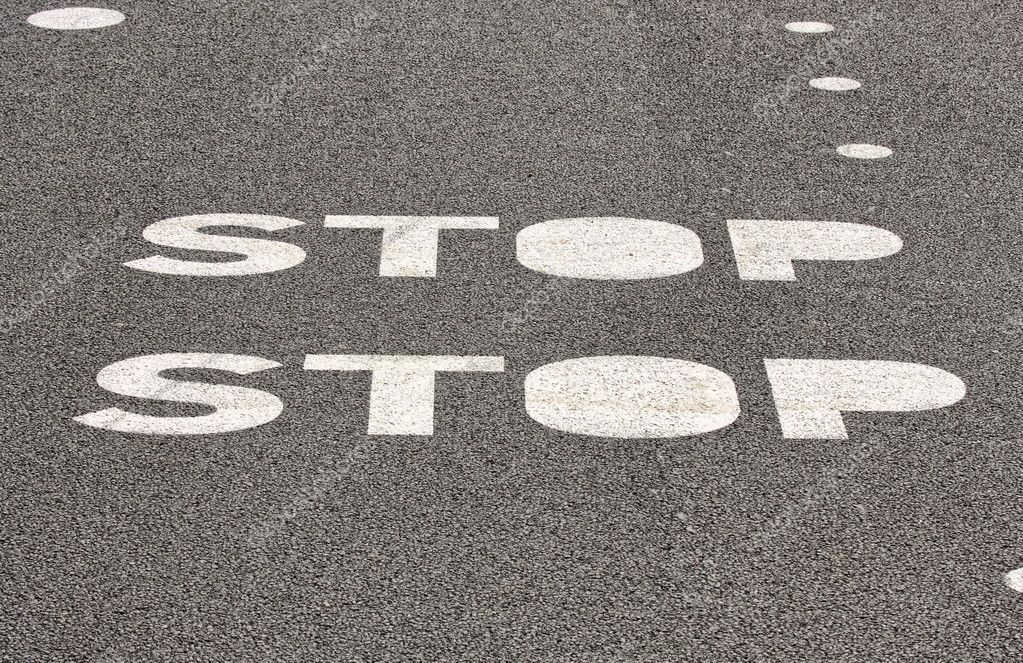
[784,21,835,34]
[809,76,862,91]
[27,7,125,30]
[1005,568,1023,593]
[836,143,893,159]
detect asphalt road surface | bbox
[3,1,1023,660]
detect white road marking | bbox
[75,354,968,439]
[27,7,125,30]
[809,76,862,91]
[784,21,834,34]
[516,217,704,280]
[1004,568,1023,593]
[837,143,894,159]
[124,214,307,276]
[304,355,505,435]
[324,215,499,277]
[764,359,967,439]
[524,356,740,438]
[726,219,902,281]
[74,354,284,435]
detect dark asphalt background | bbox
[3,0,1023,659]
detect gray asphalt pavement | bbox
[3,0,1023,660]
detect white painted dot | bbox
[785,21,835,34]
[27,7,125,30]
[810,76,862,92]
[1004,568,1023,593]
[836,143,893,160]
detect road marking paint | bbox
[809,76,862,91]
[324,215,499,277]
[74,354,284,435]
[75,354,967,438]
[124,214,306,276]
[764,359,967,439]
[726,219,902,281]
[837,143,893,159]
[304,355,505,435]
[524,356,740,438]
[27,7,125,30]
[516,217,704,280]
[126,214,914,283]
[1005,568,1023,593]
[784,21,834,34]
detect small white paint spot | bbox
[27,7,125,30]
[809,76,862,92]
[784,21,834,34]
[837,143,893,160]
[1005,568,1023,593]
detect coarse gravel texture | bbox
[2,0,1023,660]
